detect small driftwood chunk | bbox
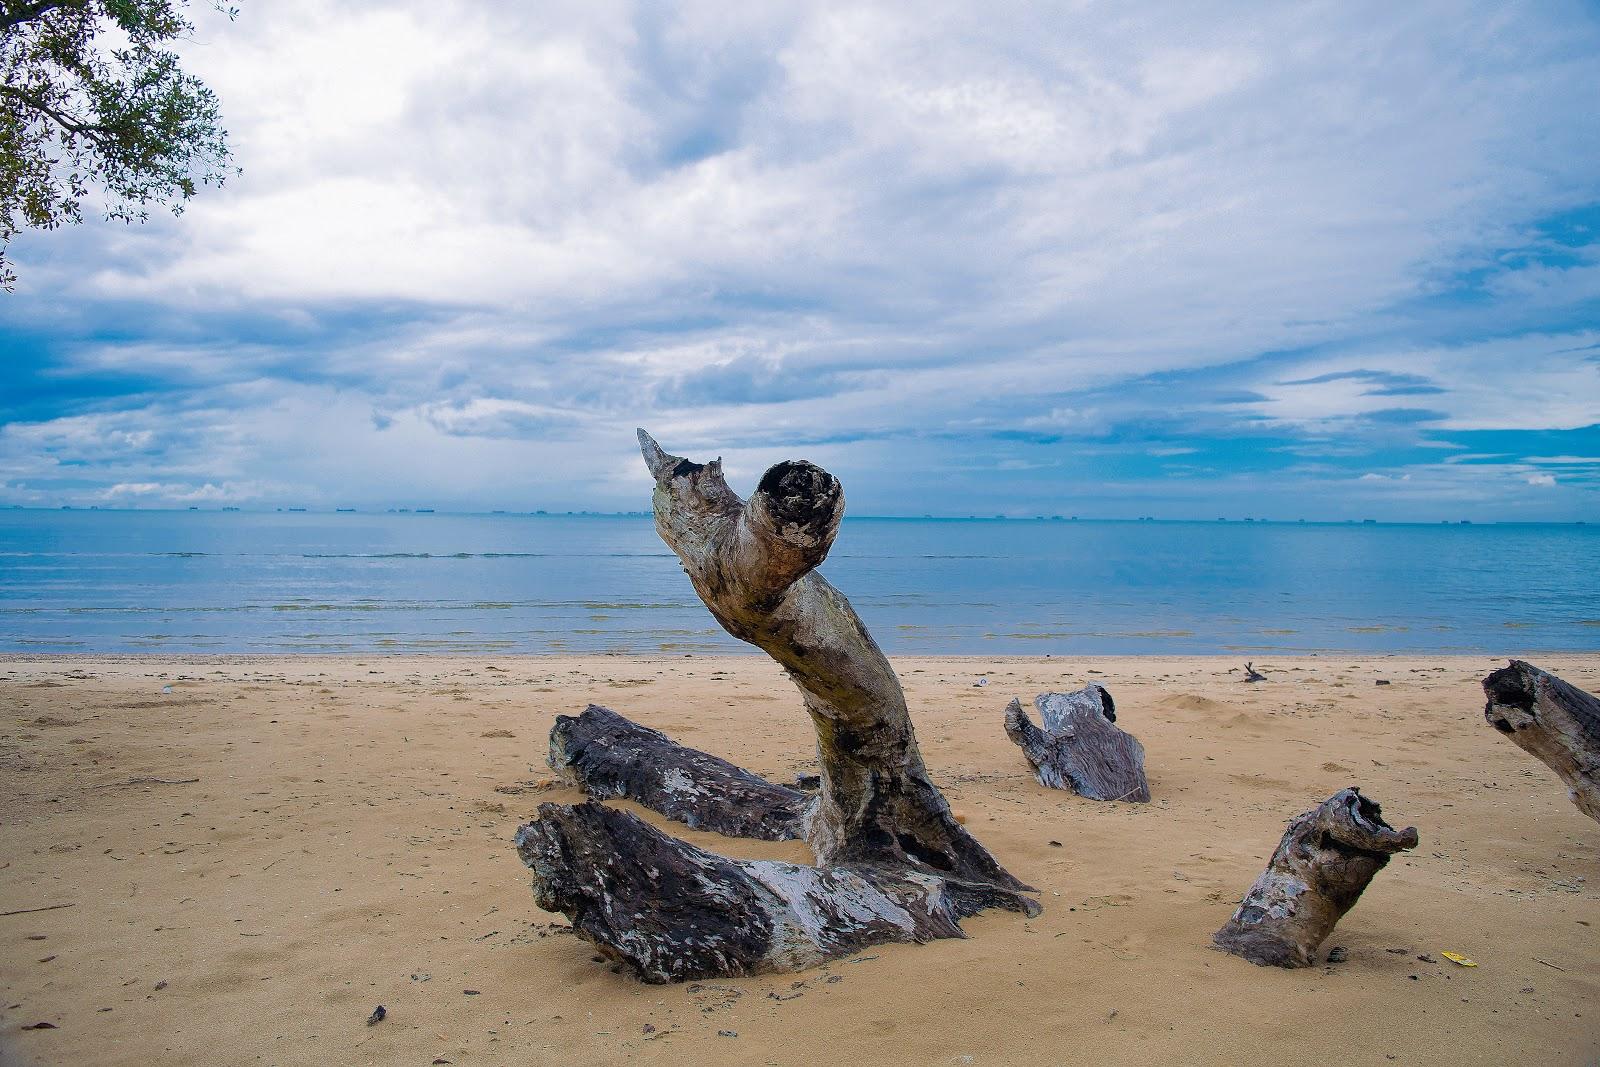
[549,704,805,841]
[1004,685,1150,802]
[1483,660,1600,824]
[1214,787,1418,967]
[516,801,1026,983]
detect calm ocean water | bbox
[0,510,1596,656]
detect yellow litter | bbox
[1440,951,1477,967]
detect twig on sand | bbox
[1,902,76,918]
[89,776,200,789]
[1533,957,1566,972]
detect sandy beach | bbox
[2,653,1597,1066]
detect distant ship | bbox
[335,507,356,513]
[416,507,435,514]
[222,506,240,512]
[288,507,307,512]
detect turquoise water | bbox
[0,510,1595,655]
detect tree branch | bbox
[0,83,115,151]
[0,0,87,35]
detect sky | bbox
[2,0,1599,520]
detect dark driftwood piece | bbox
[1483,660,1600,824]
[1242,662,1266,682]
[548,703,805,840]
[1214,788,1418,967]
[1003,685,1150,801]
[517,802,1021,983]
[516,430,1038,981]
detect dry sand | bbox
[2,653,1597,1066]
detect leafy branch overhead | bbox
[0,0,236,290]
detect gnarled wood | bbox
[1004,685,1150,801]
[1214,788,1418,967]
[516,431,1038,980]
[548,704,805,841]
[631,429,1032,897]
[1483,660,1600,823]
[516,802,1027,983]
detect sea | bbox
[0,509,1596,656]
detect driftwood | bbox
[1483,660,1600,824]
[548,703,805,840]
[1214,787,1418,967]
[1003,685,1150,801]
[516,430,1037,981]
[517,801,1026,982]
[1242,662,1265,683]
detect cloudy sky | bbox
[3,0,1598,519]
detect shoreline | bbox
[3,653,1598,1065]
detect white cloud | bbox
[3,1,1599,516]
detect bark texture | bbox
[549,704,806,840]
[1214,787,1418,967]
[1003,686,1150,801]
[516,802,1026,983]
[515,430,1038,980]
[1483,660,1600,824]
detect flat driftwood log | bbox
[516,430,1038,980]
[549,703,805,840]
[516,801,1029,982]
[1214,787,1418,967]
[1003,685,1150,801]
[1483,659,1600,824]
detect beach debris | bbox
[547,704,805,841]
[1482,660,1600,824]
[1003,686,1150,802]
[20,1022,57,1030]
[1375,679,1391,686]
[974,677,989,687]
[515,430,1037,983]
[1326,946,1348,963]
[366,1005,386,1025]
[1214,787,1418,968]
[1242,663,1266,683]
[0,902,75,918]
[1440,951,1477,967]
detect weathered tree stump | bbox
[1483,660,1600,824]
[1214,787,1418,967]
[516,430,1038,980]
[548,703,805,840]
[1003,685,1150,801]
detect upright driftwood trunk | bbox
[1483,660,1600,824]
[515,431,1037,981]
[1004,685,1150,801]
[1214,788,1418,967]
